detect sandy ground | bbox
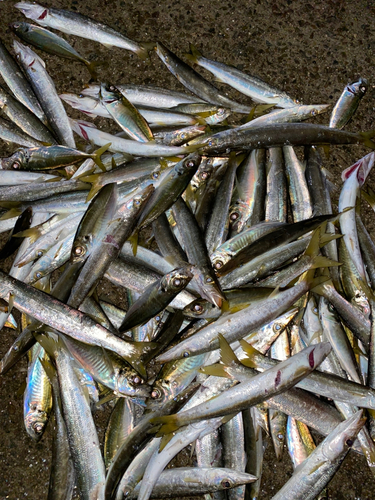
[1,0,375,498]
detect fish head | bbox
[173,125,206,145]
[60,93,101,116]
[80,84,100,99]
[192,267,225,308]
[321,410,365,462]
[14,2,49,23]
[131,184,155,209]
[211,249,231,273]
[174,152,202,177]
[304,103,331,117]
[189,157,213,191]
[13,40,45,68]
[155,42,173,70]
[213,469,257,488]
[24,408,48,441]
[71,234,91,263]
[161,266,193,293]
[203,468,249,490]
[146,379,170,409]
[9,21,30,36]
[3,149,29,170]
[351,292,370,319]
[228,201,248,234]
[99,82,122,103]
[347,78,368,98]
[116,371,151,398]
[183,298,221,319]
[198,135,220,153]
[341,151,375,186]
[205,107,231,125]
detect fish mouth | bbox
[208,291,223,309]
[199,283,225,309]
[135,384,152,398]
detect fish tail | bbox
[128,231,139,256]
[33,330,63,360]
[136,42,156,60]
[310,275,332,295]
[79,174,103,202]
[125,340,158,378]
[152,414,180,436]
[91,143,111,172]
[362,189,375,210]
[360,130,375,149]
[12,226,42,243]
[184,43,203,64]
[238,339,261,368]
[38,355,56,383]
[5,313,17,330]
[320,232,342,246]
[195,114,211,125]
[0,207,22,220]
[310,255,342,270]
[218,333,241,366]
[84,60,105,81]
[304,226,323,258]
[199,364,229,377]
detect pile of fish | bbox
[1,2,375,499]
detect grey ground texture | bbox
[1,0,375,499]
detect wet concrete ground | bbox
[1,0,375,498]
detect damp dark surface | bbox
[1,0,375,499]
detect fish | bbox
[11,21,102,79]
[15,1,155,60]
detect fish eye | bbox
[206,277,213,283]
[134,198,141,205]
[150,388,162,399]
[274,323,281,331]
[109,85,116,92]
[230,212,239,221]
[346,439,353,447]
[277,433,284,441]
[32,422,44,435]
[12,161,21,169]
[214,260,224,270]
[183,351,190,358]
[192,303,204,313]
[172,277,183,287]
[131,375,144,385]
[186,160,196,168]
[200,171,209,180]
[37,250,43,257]
[180,133,185,139]
[360,86,366,93]
[35,272,42,280]
[152,171,159,179]
[73,245,85,256]
[221,480,232,489]
[208,141,213,147]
